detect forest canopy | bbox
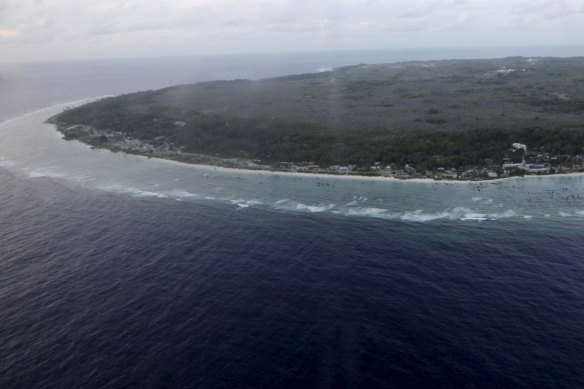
[52,57,584,171]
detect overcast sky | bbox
[1,0,583,62]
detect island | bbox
[48,56,584,180]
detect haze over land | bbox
[1,0,583,62]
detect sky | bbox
[1,0,583,62]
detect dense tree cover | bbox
[53,57,584,170]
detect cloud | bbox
[396,0,470,19]
[0,0,583,62]
[0,29,19,37]
[397,2,442,19]
[511,0,582,20]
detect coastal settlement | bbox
[60,124,584,181]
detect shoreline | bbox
[125,149,584,185]
[45,98,584,185]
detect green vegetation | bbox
[51,57,584,174]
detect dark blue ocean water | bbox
[1,50,584,388]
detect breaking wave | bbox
[0,158,15,167]
[97,184,169,199]
[230,199,264,208]
[275,199,336,213]
[26,169,66,179]
[333,207,518,222]
[165,189,199,199]
[560,210,584,217]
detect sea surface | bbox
[0,48,583,388]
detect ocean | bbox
[0,49,583,388]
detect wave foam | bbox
[338,207,396,219]
[275,199,335,213]
[0,159,16,167]
[558,210,584,218]
[401,210,453,222]
[335,206,518,222]
[230,199,263,208]
[167,189,199,199]
[27,170,66,179]
[98,184,168,198]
